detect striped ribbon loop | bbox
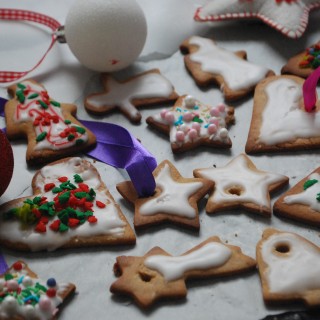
[0,9,61,83]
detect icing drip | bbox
[139,163,203,218]
[259,78,320,145]
[261,232,320,294]
[144,242,232,281]
[188,36,269,91]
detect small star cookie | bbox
[110,236,256,308]
[193,154,289,217]
[116,160,214,231]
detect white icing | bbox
[259,78,320,145]
[13,81,88,151]
[260,232,320,294]
[196,154,285,208]
[0,158,126,251]
[86,72,175,118]
[139,163,203,218]
[284,173,320,211]
[144,242,232,281]
[188,36,269,91]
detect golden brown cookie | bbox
[146,94,235,153]
[0,157,136,251]
[193,154,289,217]
[84,69,179,123]
[110,236,256,308]
[245,75,320,154]
[0,260,75,319]
[274,167,320,227]
[257,229,320,307]
[5,80,96,166]
[116,160,214,231]
[180,36,274,101]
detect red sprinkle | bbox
[96,200,106,208]
[44,183,55,192]
[40,216,49,225]
[78,183,89,192]
[31,208,42,219]
[68,218,80,228]
[46,288,56,298]
[35,222,46,233]
[88,216,98,223]
[49,220,60,232]
[13,261,23,271]
[58,176,68,182]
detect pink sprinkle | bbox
[217,103,226,113]
[164,111,175,124]
[160,109,168,119]
[183,112,194,122]
[188,128,198,140]
[6,280,19,291]
[176,131,185,142]
[209,117,219,126]
[208,124,217,134]
[210,107,220,117]
[191,122,201,131]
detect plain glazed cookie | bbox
[245,75,320,154]
[273,167,320,227]
[0,157,136,251]
[180,36,274,101]
[146,94,235,153]
[116,160,214,231]
[84,69,179,123]
[193,154,289,217]
[110,236,256,308]
[5,80,96,166]
[257,229,320,307]
[0,260,76,319]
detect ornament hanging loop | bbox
[55,25,66,44]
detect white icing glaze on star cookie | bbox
[188,36,269,91]
[260,231,320,294]
[259,77,320,145]
[144,242,232,281]
[139,163,203,218]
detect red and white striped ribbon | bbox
[0,9,61,83]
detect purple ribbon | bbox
[303,66,320,112]
[0,254,8,274]
[0,98,157,197]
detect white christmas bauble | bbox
[64,0,147,72]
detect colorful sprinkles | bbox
[299,44,320,69]
[5,173,103,233]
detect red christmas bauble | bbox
[0,130,14,196]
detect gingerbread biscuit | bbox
[0,157,136,251]
[0,260,75,319]
[84,69,179,123]
[257,229,320,307]
[193,154,289,217]
[245,75,320,154]
[110,236,256,308]
[146,94,235,153]
[5,80,96,166]
[281,41,320,78]
[274,167,320,227]
[116,160,214,231]
[180,36,274,101]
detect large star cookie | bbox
[257,229,320,307]
[5,80,96,166]
[0,260,75,319]
[274,167,320,226]
[245,75,320,154]
[110,236,256,308]
[146,95,235,153]
[116,160,214,231]
[84,69,179,123]
[194,0,320,39]
[180,36,273,101]
[193,154,288,217]
[0,157,136,251]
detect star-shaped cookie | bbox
[84,69,179,123]
[193,154,289,217]
[194,0,320,38]
[110,236,256,308]
[116,160,213,230]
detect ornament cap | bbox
[55,26,66,44]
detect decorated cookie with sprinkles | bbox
[281,41,320,78]
[274,167,320,227]
[257,229,320,307]
[116,160,214,231]
[84,69,179,123]
[180,36,274,101]
[0,157,136,251]
[146,94,235,153]
[5,80,96,166]
[193,154,289,217]
[110,236,256,308]
[0,260,75,319]
[245,74,320,154]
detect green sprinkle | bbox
[75,192,87,199]
[4,208,18,219]
[33,196,42,205]
[58,210,69,224]
[5,274,13,281]
[16,90,25,103]
[74,126,86,134]
[52,187,63,194]
[28,93,39,99]
[74,174,83,183]
[86,194,94,202]
[75,139,84,145]
[89,188,96,197]
[50,100,61,107]
[84,211,93,218]
[303,179,318,190]
[58,191,71,204]
[317,193,320,202]
[38,100,48,109]
[35,282,47,292]
[17,83,26,90]
[24,199,33,205]
[75,211,85,220]
[36,132,47,142]
[192,116,203,123]
[59,223,69,232]
[64,120,71,124]
[68,134,75,141]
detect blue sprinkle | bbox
[17,276,24,285]
[47,278,56,287]
[174,115,183,126]
[204,124,209,128]
[193,105,199,110]
[176,108,182,112]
